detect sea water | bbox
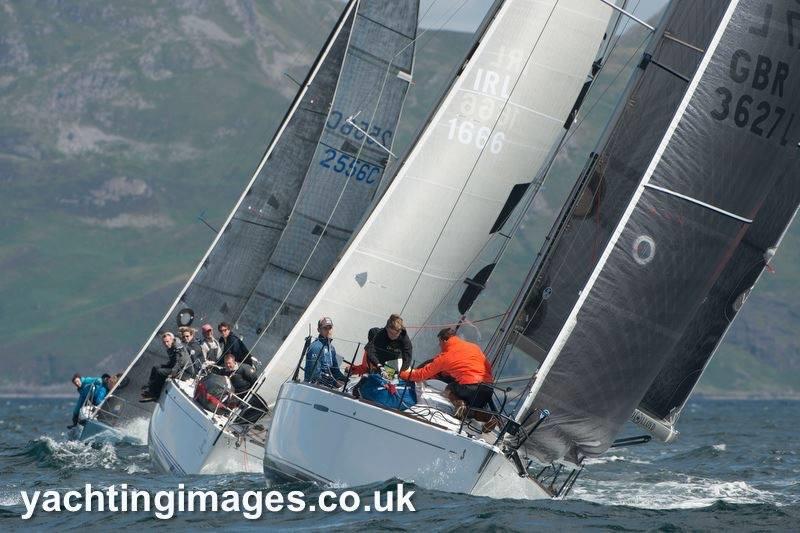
[0,398,797,530]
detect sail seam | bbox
[643,183,753,223]
[514,0,741,421]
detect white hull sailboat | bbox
[149,380,265,474]
[148,0,614,477]
[264,0,800,499]
[144,0,420,474]
[265,381,552,500]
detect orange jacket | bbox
[399,336,493,385]
[348,348,371,376]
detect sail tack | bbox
[515,0,800,463]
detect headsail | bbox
[510,0,800,463]
[251,0,615,406]
[96,0,418,427]
[233,0,418,359]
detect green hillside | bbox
[0,2,796,396]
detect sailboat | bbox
[149,0,616,475]
[80,0,417,449]
[263,0,800,499]
[146,0,420,473]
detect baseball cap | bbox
[318,317,334,328]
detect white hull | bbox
[148,380,265,474]
[264,381,551,500]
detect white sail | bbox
[253,0,614,405]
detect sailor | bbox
[214,353,269,425]
[348,314,412,376]
[399,328,494,420]
[140,331,190,402]
[218,322,253,366]
[304,317,347,388]
[216,353,257,396]
[200,323,222,363]
[178,326,203,375]
[68,373,104,427]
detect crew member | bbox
[349,314,412,375]
[304,317,347,388]
[399,328,494,420]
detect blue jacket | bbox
[304,336,346,388]
[73,377,104,417]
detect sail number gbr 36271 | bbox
[709,3,799,148]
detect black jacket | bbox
[161,340,191,376]
[185,339,203,371]
[365,327,412,371]
[219,333,252,365]
[217,363,257,395]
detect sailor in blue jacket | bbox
[304,317,347,388]
[70,373,109,427]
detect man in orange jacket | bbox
[399,327,494,421]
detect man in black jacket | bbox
[217,354,257,395]
[141,331,190,401]
[217,354,267,425]
[365,314,412,373]
[217,322,252,366]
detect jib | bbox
[729,49,789,97]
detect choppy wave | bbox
[17,437,120,471]
[573,476,780,509]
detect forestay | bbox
[96,0,416,427]
[514,0,800,463]
[252,0,614,406]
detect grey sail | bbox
[503,0,800,463]
[517,0,800,463]
[637,7,800,432]
[235,0,418,358]
[97,0,417,427]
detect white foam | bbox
[118,417,149,445]
[584,455,652,466]
[0,492,21,506]
[38,436,120,470]
[712,443,726,452]
[573,476,779,509]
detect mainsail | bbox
[508,0,800,463]
[250,0,615,406]
[96,0,417,427]
[636,15,800,436]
